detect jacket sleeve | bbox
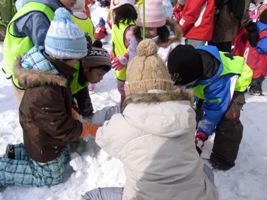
[29,86,83,142]
[197,75,234,136]
[14,12,50,45]
[179,0,207,34]
[72,86,94,117]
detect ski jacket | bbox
[179,0,215,41]
[14,46,83,163]
[96,90,219,200]
[243,19,267,78]
[128,18,182,63]
[94,24,107,40]
[112,20,136,81]
[193,45,252,136]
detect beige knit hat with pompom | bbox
[125,39,173,96]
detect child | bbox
[94,17,108,41]
[83,39,219,200]
[167,44,253,170]
[128,0,182,62]
[82,40,112,93]
[71,0,95,42]
[0,8,99,188]
[71,39,112,117]
[109,0,137,103]
[243,6,267,95]
[173,0,215,47]
[0,0,16,40]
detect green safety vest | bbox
[71,16,95,42]
[70,61,89,95]
[193,52,253,99]
[2,2,54,89]
[112,20,135,81]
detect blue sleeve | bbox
[197,75,233,136]
[14,12,50,45]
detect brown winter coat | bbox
[14,58,83,163]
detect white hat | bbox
[110,0,135,10]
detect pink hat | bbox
[136,0,166,28]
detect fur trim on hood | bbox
[122,88,194,111]
[133,18,182,48]
[13,58,68,89]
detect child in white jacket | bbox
[82,39,219,200]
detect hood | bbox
[121,89,196,138]
[14,46,68,89]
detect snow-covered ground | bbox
[0,3,267,200]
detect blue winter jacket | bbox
[194,45,252,136]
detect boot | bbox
[249,75,265,95]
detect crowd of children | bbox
[0,0,267,199]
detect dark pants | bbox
[196,92,246,170]
[208,41,232,53]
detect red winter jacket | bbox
[179,0,215,41]
[94,24,107,40]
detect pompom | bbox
[54,7,71,21]
[137,39,157,57]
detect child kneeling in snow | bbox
[82,39,219,200]
[0,8,100,188]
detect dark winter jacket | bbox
[14,47,83,163]
[212,0,251,43]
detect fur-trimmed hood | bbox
[133,18,182,48]
[13,46,75,89]
[122,88,194,111]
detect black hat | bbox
[167,45,203,85]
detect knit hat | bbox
[45,8,87,59]
[99,17,106,25]
[82,40,111,68]
[125,39,173,96]
[167,45,203,85]
[136,0,166,28]
[111,0,135,10]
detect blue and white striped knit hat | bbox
[45,7,87,59]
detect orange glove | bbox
[80,123,101,138]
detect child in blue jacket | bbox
[167,44,253,170]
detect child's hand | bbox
[80,123,101,138]
[111,55,128,70]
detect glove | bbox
[172,2,184,23]
[245,22,259,47]
[80,123,101,138]
[71,108,79,120]
[195,132,208,155]
[111,54,129,70]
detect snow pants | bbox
[82,165,215,200]
[210,92,246,170]
[0,143,70,187]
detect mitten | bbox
[111,54,129,70]
[195,132,208,155]
[172,2,184,23]
[245,22,259,47]
[80,123,101,138]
